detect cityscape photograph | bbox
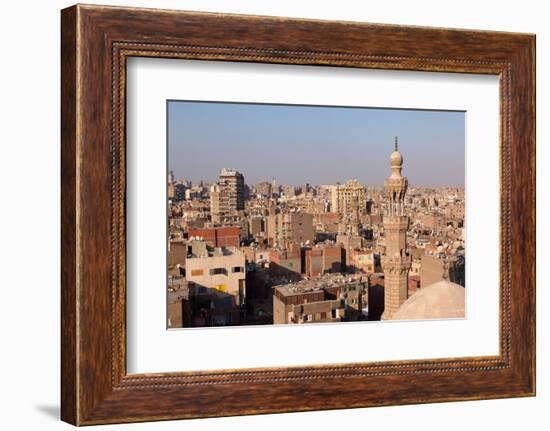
[167,101,466,328]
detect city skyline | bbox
[168,101,465,187]
[167,100,466,328]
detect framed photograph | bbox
[61,4,535,425]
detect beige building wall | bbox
[266,213,314,247]
[185,249,246,305]
[330,180,366,216]
[352,251,375,273]
[209,169,245,222]
[273,294,287,324]
[209,184,223,223]
[421,254,447,287]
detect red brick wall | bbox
[305,248,323,276]
[188,226,240,248]
[323,245,343,273]
[188,228,216,246]
[215,226,240,247]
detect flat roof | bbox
[274,273,366,296]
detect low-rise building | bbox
[304,244,344,277]
[185,247,246,307]
[268,247,302,280]
[350,249,376,273]
[273,275,367,324]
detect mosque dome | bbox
[390,150,403,167]
[392,280,465,320]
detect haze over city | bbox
[168,100,465,187]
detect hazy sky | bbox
[168,101,465,187]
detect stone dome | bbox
[390,150,403,167]
[392,280,465,320]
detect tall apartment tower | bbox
[210,168,245,223]
[219,168,245,211]
[330,179,366,218]
[168,170,175,199]
[381,137,412,320]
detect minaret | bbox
[381,137,412,320]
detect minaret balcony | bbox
[381,254,412,271]
[383,215,410,229]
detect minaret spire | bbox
[381,139,411,320]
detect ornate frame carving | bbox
[61,4,535,425]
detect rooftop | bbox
[187,245,244,259]
[274,273,366,297]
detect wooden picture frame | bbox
[61,4,535,425]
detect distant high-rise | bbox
[271,177,279,198]
[381,137,412,320]
[210,168,245,223]
[330,179,366,218]
[168,170,175,199]
[255,181,272,198]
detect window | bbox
[232,266,243,273]
[209,268,227,275]
[190,269,203,277]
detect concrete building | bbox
[248,216,265,237]
[255,181,272,198]
[283,185,296,198]
[304,244,344,277]
[188,226,241,248]
[268,247,302,280]
[266,212,314,248]
[210,168,245,222]
[273,275,367,324]
[330,179,366,217]
[168,273,245,327]
[381,137,412,320]
[421,253,465,287]
[168,240,187,268]
[351,249,376,273]
[167,277,199,328]
[167,170,176,200]
[421,212,447,231]
[185,245,247,308]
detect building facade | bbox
[330,179,367,218]
[185,246,247,307]
[188,226,241,248]
[273,275,367,324]
[210,168,245,222]
[266,212,314,248]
